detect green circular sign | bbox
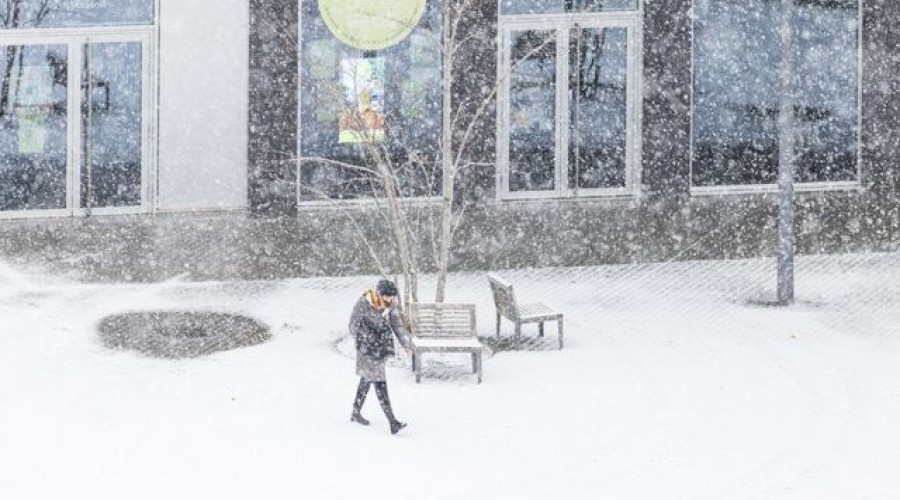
[318,0,428,51]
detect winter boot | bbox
[351,378,371,426]
[390,420,407,435]
[374,381,406,434]
[351,413,370,426]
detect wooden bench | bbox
[407,302,483,384]
[487,274,564,349]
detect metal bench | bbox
[407,302,483,383]
[487,274,564,349]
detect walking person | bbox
[349,279,410,434]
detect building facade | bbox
[0,0,897,281]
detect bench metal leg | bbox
[476,351,482,384]
[413,352,422,382]
[558,317,564,349]
[471,352,478,374]
[496,312,501,337]
[538,322,544,337]
[514,321,521,337]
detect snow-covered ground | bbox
[2,253,900,499]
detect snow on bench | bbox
[487,273,564,349]
[407,302,483,384]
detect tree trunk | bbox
[0,2,21,117]
[434,1,455,303]
[377,154,419,305]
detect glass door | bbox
[0,42,70,213]
[79,39,146,212]
[0,32,151,217]
[499,16,639,199]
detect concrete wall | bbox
[642,0,692,200]
[247,0,298,215]
[0,189,897,283]
[862,0,900,193]
[157,0,249,211]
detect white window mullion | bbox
[141,31,153,211]
[68,39,83,215]
[624,20,634,192]
[555,26,568,198]
[628,18,641,193]
[497,26,511,198]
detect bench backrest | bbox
[408,302,477,338]
[487,274,519,320]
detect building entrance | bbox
[0,28,153,217]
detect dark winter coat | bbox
[349,295,409,361]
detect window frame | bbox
[688,0,864,196]
[0,24,157,219]
[0,0,155,30]
[295,0,444,208]
[500,0,641,16]
[496,10,643,201]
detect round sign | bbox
[318,0,428,51]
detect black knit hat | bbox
[376,279,399,297]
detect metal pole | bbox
[776,0,795,305]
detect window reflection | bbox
[692,0,859,187]
[568,26,627,190]
[0,0,153,29]
[81,42,142,209]
[0,44,68,211]
[509,30,556,192]
[299,0,442,200]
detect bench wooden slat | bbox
[518,302,561,320]
[411,337,482,349]
[413,330,472,336]
[414,326,470,331]
[407,302,482,383]
[414,317,472,323]
[487,274,564,349]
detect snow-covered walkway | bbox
[1,253,899,499]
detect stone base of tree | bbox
[98,311,270,358]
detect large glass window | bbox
[568,26,627,190]
[0,37,149,215]
[0,1,155,217]
[81,41,143,209]
[501,0,638,15]
[499,15,638,199]
[508,29,557,192]
[0,0,153,29]
[0,43,68,211]
[692,0,859,188]
[299,0,442,201]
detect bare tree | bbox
[265,1,551,303]
[0,0,55,117]
[434,0,555,301]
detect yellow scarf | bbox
[366,288,387,310]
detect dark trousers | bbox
[352,378,397,422]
